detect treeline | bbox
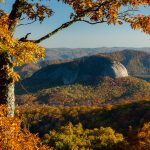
[16,100,150,150]
[17,100,150,137]
[16,77,150,106]
[42,122,150,150]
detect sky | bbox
[0,0,150,48]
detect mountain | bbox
[29,55,128,84]
[16,55,150,106]
[17,55,129,91]
[97,50,150,75]
[15,49,150,79]
[45,47,150,61]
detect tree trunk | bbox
[0,52,15,117]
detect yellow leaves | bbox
[0,65,20,81]
[45,122,124,149]
[0,105,52,150]
[0,14,45,82]
[13,41,45,66]
[138,122,150,148]
[98,127,124,146]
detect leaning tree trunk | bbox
[0,52,15,117]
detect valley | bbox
[15,48,150,150]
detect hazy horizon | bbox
[45,46,150,49]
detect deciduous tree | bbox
[0,0,149,116]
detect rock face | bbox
[103,61,128,79]
[29,55,128,86]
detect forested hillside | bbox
[17,100,150,150]
[16,77,150,106]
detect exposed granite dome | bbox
[103,61,128,79]
[30,56,128,85]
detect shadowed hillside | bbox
[16,76,150,106]
[15,49,150,80]
[16,55,128,92]
[18,101,150,137]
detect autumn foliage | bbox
[0,13,45,81]
[43,122,124,150]
[0,105,52,150]
[0,0,150,149]
[63,0,150,34]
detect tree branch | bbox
[31,1,139,44]
[33,18,81,43]
[31,1,114,43]
[19,33,31,41]
[17,19,36,27]
[8,0,27,34]
[81,19,107,25]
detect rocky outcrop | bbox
[103,61,128,79]
[29,55,128,85]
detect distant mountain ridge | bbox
[45,47,150,60]
[15,49,150,80]
[97,50,150,75]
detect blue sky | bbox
[0,0,150,48]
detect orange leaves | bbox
[125,15,150,34]
[0,15,45,66]
[13,41,45,66]
[0,14,45,82]
[0,65,20,81]
[138,122,150,149]
[64,0,149,33]
[22,2,53,22]
[0,105,52,150]
[121,0,150,6]
[0,14,15,48]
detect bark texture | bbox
[0,0,26,117]
[0,52,15,117]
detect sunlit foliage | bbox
[0,14,45,81]
[17,77,150,106]
[63,0,150,34]
[43,122,124,150]
[0,105,52,150]
[138,122,150,149]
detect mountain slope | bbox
[18,100,150,136]
[16,49,150,79]
[16,76,150,106]
[98,50,150,75]
[17,55,129,92]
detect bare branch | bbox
[20,16,27,20]
[17,19,36,27]
[19,33,31,41]
[33,18,81,43]
[31,1,139,44]
[81,19,106,25]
